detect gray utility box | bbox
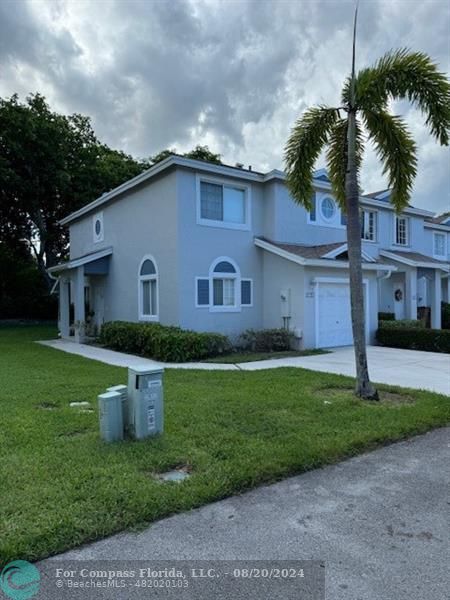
[98,391,124,442]
[127,366,164,439]
[107,384,128,432]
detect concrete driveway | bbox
[40,428,450,600]
[40,340,450,395]
[241,345,450,395]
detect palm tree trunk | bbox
[345,110,378,400]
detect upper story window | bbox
[196,257,252,312]
[320,197,336,220]
[93,212,104,243]
[138,256,158,321]
[308,193,345,228]
[198,179,250,230]
[433,232,446,258]
[361,210,377,241]
[395,216,409,246]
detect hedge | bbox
[99,321,231,362]
[239,328,293,352]
[378,312,395,322]
[376,327,450,353]
[379,319,424,329]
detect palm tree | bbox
[284,8,450,400]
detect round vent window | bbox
[95,219,102,235]
[321,197,335,220]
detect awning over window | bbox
[47,247,113,276]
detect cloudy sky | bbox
[1,0,449,213]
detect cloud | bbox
[0,0,448,212]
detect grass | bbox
[203,349,327,363]
[0,325,449,565]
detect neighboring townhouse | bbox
[49,156,450,349]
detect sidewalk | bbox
[38,339,450,394]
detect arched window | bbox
[211,259,238,308]
[138,256,158,320]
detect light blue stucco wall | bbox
[176,168,265,337]
[69,172,179,326]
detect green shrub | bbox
[99,321,231,362]
[379,319,424,329]
[376,327,450,353]
[378,312,395,322]
[240,328,292,352]
[442,302,450,330]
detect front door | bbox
[394,282,405,320]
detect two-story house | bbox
[49,156,450,349]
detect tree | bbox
[149,144,222,165]
[284,9,450,399]
[0,94,149,284]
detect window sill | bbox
[138,315,159,322]
[197,218,250,231]
[209,306,241,313]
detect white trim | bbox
[361,208,378,243]
[241,278,253,307]
[196,174,251,231]
[320,196,336,221]
[311,277,370,348]
[47,247,113,274]
[321,243,376,263]
[424,222,450,231]
[138,255,159,322]
[360,196,433,217]
[50,277,60,295]
[380,250,450,271]
[93,211,104,243]
[394,215,410,247]
[208,256,241,313]
[254,238,394,271]
[432,231,447,260]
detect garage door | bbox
[317,282,354,348]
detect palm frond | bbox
[353,49,450,144]
[326,117,364,208]
[363,109,417,211]
[284,106,339,208]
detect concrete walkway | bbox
[39,339,450,394]
[41,428,450,600]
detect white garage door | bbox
[317,282,354,348]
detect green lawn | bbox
[203,349,327,363]
[1,325,449,565]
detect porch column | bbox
[73,266,86,342]
[431,270,442,329]
[405,267,417,320]
[59,277,70,338]
[446,276,450,304]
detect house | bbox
[49,156,450,348]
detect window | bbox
[433,232,446,258]
[199,180,248,228]
[309,196,316,222]
[241,279,252,306]
[321,197,335,220]
[93,212,104,243]
[361,210,377,241]
[138,256,158,320]
[340,210,347,226]
[395,216,409,246]
[196,258,252,311]
[212,260,237,308]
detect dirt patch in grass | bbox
[36,401,59,410]
[319,386,415,405]
[376,391,416,405]
[58,430,89,439]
